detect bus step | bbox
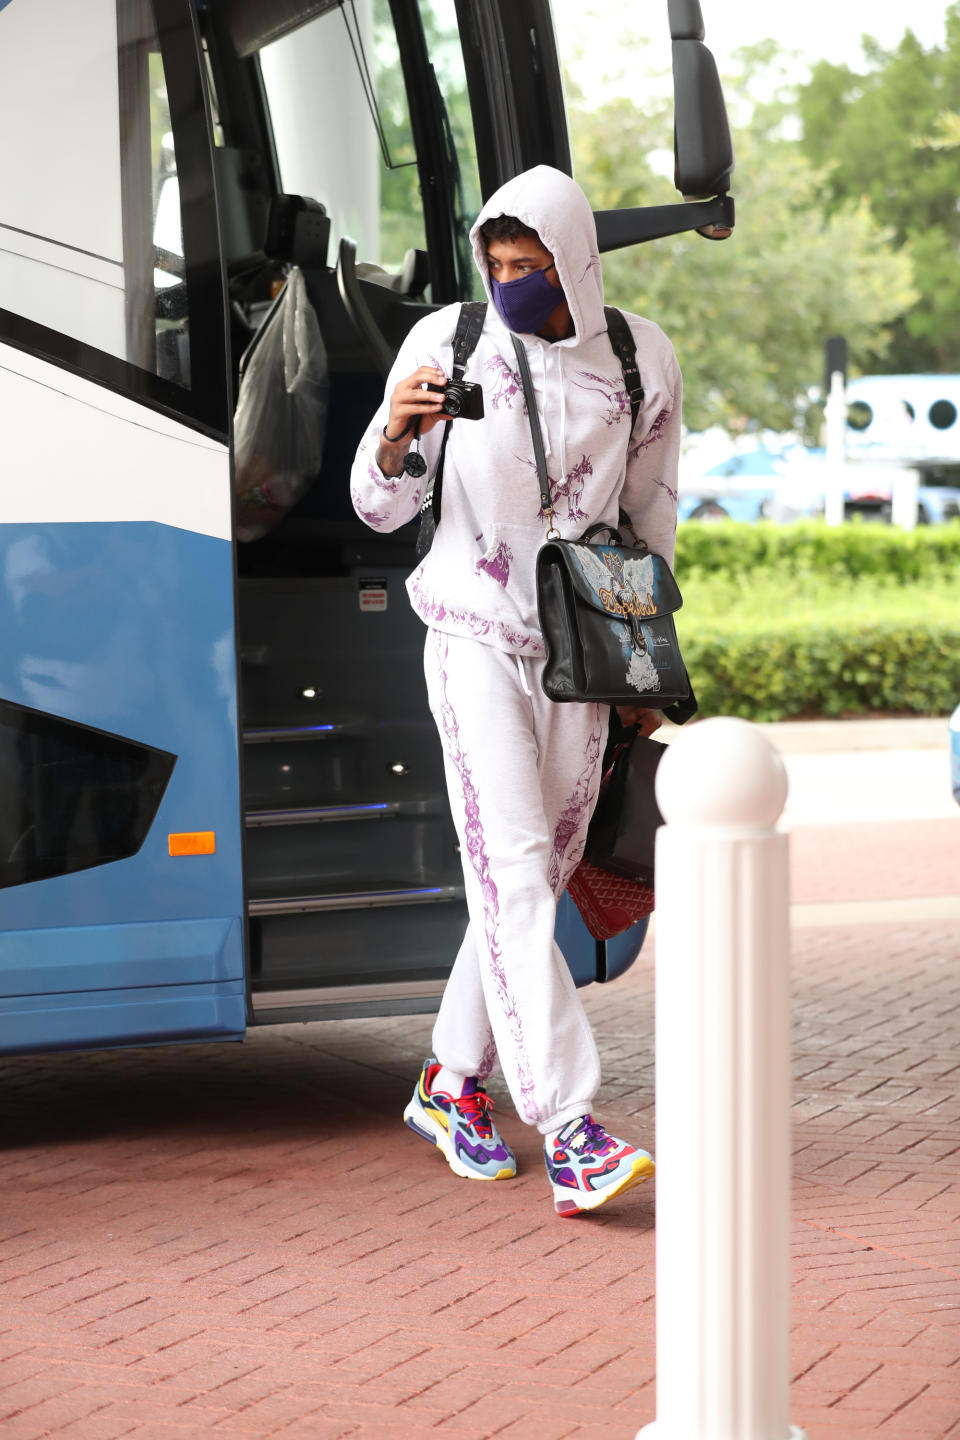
[251,978,448,1015]
[248,884,464,916]
[245,798,439,827]
[242,722,348,743]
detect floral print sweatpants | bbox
[424,628,608,1135]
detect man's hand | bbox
[385,366,449,441]
[376,366,450,476]
[615,706,662,737]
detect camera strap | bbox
[417,301,487,533]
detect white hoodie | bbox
[349,165,682,656]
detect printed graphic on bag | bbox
[537,532,690,706]
[597,549,657,619]
[567,547,666,693]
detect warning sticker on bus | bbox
[358,577,388,613]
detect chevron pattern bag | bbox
[566,859,655,940]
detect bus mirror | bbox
[595,2,734,250]
[671,37,733,198]
[667,0,705,40]
[594,194,734,253]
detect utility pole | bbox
[823,336,847,527]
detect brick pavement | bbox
[1,813,958,1439]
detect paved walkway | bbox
[0,725,958,1438]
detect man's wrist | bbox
[375,441,406,477]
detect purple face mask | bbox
[491,264,564,334]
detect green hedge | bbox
[678,619,960,722]
[675,519,960,584]
[674,540,960,721]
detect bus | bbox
[843,374,960,523]
[0,0,733,1056]
[680,374,960,525]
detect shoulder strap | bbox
[604,306,644,433]
[511,336,554,527]
[604,305,645,540]
[418,301,487,532]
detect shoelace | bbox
[568,1116,615,1157]
[455,1087,494,1137]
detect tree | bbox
[797,3,960,372]
[568,48,917,434]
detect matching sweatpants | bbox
[424,629,608,1135]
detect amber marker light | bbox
[168,832,216,857]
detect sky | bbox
[553,0,951,93]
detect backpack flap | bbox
[557,541,683,623]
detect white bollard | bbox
[637,718,807,1440]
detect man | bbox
[350,166,681,1215]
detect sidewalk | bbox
[0,721,957,1439]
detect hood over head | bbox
[470,166,605,344]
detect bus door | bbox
[0,0,245,1054]
[194,0,732,1022]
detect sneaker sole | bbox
[403,1098,516,1181]
[553,1153,655,1217]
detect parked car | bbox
[771,457,960,525]
[681,445,960,526]
[678,445,791,521]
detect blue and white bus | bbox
[0,0,733,1057]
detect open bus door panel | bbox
[0,0,733,1051]
[0,0,246,1055]
[198,0,731,1020]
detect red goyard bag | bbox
[566,858,655,941]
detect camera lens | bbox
[443,389,463,417]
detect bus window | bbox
[0,698,175,891]
[0,0,227,435]
[0,2,182,382]
[257,0,482,298]
[416,0,484,301]
[259,6,388,270]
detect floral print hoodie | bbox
[349,164,682,656]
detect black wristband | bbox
[382,420,412,444]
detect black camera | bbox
[427,379,484,420]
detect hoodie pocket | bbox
[474,522,544,629]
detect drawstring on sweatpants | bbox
[515,654,533,697]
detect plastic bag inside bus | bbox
[233,267,330,542]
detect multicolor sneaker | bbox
[403,1060,517,1181]
[544,1115,654,1216]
